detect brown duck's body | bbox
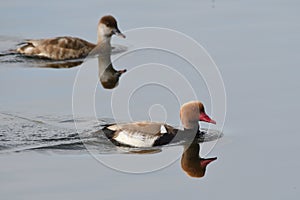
[15,15,126,61]
[17,37,96,60]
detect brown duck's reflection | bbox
[32,50,127,89]
[91,34,127,89]
[181,140,217,178]
[31,59,84,68]
[33,44,127,88]
[98,59,126,89]
[27,43,127,88]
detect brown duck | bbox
[16,15,125,60]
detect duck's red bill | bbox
[199,113,216,124]
[200,157,217,167]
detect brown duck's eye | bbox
[106,23,110,27]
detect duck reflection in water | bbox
[42,35,127,89]
[96,45,127,89]
[121,138,217,179]
[98,62,126,89]
[27,42,127,89]
[181,140,217,178]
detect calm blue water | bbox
[1,0,300,199]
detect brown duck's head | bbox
[98,15,126,39]
[180,101,216,129]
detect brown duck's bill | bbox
[199,113,216,124]
[113,28,126,38]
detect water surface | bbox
[1,0,300,199]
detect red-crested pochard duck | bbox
[16,15,125,60]
[102,101,216,147]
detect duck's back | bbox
[17,36,96,60]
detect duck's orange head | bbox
[180,101,216,129]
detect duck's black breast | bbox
[101,126,115,140]
[153,125,178,146]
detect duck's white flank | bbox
[113,131,158,148]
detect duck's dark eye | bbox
[106,23,110,27]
